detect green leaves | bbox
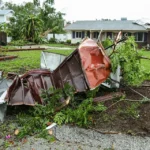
[110,36,146,86]
[21,15,43,43]
[33,0,54,6]
[5,0,64,42]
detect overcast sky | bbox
[2,0,150,22]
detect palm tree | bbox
[22,15,43,43]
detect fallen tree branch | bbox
[100,97,150,114]
[109,78,148,99]
[128,87,147,99]
[93,92,124,103]
[139,56,150,60]
[122,98,150,102]
[55,96,71,112]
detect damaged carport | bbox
[4,38,111,106]
[0,35,125,122]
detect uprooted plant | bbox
[14,84,106,139]
[110,36,150,86]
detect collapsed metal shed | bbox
[5,38,111,106]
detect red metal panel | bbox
[78,39,111,89]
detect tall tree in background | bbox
[33,0,54,6]
[1,0,65,43]
[38,1,65,38]
[22,15,43,43]
[4,2,39,40]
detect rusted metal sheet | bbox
[53,50,89,92]
[5,69,53,105]
[5,38,111,106]
[1,48,45,52]
[0,55,18,61]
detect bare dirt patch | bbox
[92,81,150,136]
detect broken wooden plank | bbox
[93,92,124,103]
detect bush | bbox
[35,37,48,44]
[60,41,65,44]
[9,40,27,46]
[49,38,58,43]
[110,36,146,86]
[102,38,113,48]
[66,39,71,45]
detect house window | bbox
[93,32,99,39]
[107,32,112,39]
[72,31,75,38]
[144,33,147,42]
[76,32,82,38]
[87,31,90,37]
[123,32,131,37]
[72,31,85,38]
[134,32,144,42]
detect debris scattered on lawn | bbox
[93,92,124,103]
[6,135,11,139]
[5,38,111,106]
[14,129,19,135]
[46,123,57,130]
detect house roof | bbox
[65,20,147,31]
[0,10,14,15]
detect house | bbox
[0,10,14,44]
[0,10,14,24]
[64,18,150,48]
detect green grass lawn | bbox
[0,51,41,75]
[0,49,150,79]
[0,50,74,76]
[46,49,73,56]
[45,43,78,48]
[139,50,150,73]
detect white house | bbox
[0,10,14,24]
[47,32,72,42]
[64,19,150,48]
[0,10,14,43]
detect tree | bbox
[3,2,40,40]
[2,1,65,42]
[39,2,65,38]
[22,15,43,43]
[33,0,54,6]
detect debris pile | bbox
[0,34,127,122]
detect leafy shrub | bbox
[66,39,71,45]
[9,40,27,46]
[102,38,113,48]
[110,36,146,86]
[16,84,106,138]
[60,41,65,44]
[35,37,48,44]
[49,37,58,43]
[54,98,106,126]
